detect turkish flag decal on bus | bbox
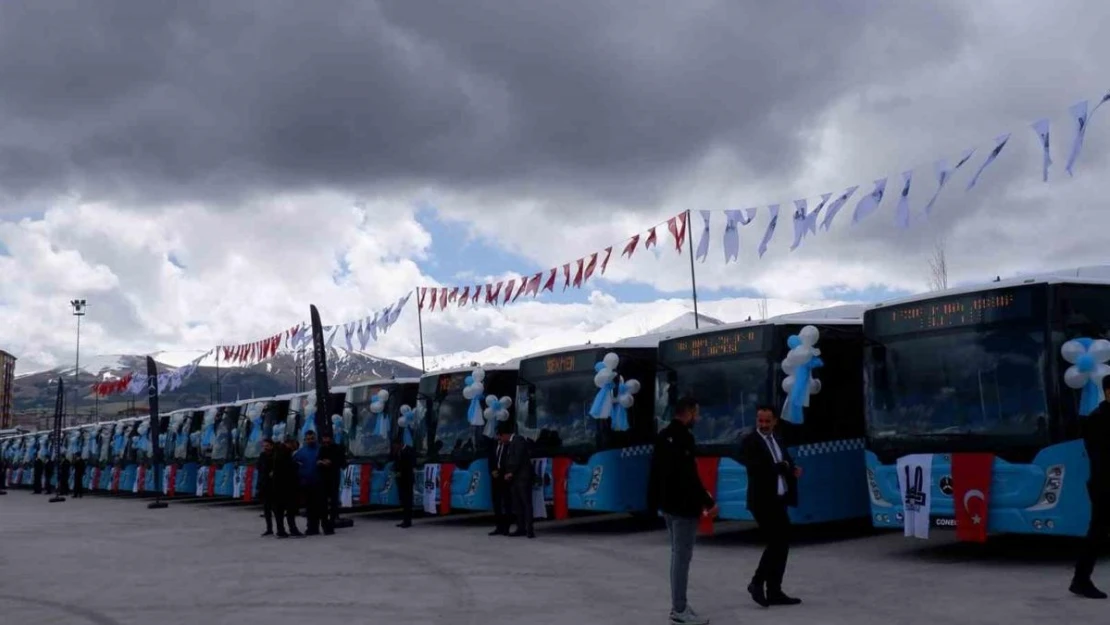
[952,453,994,543]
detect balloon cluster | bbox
[616,378,642,409]
[331,413,345,444]
[483,394,513,437]
[370,388,391,437]
[1062,337,1110,416]
[781,325,823,423]
[588,352,640,431]
[462,368,487,426]
[397,404,416,446]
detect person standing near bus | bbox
[647,395,717,625]
[740,405,803,608]
[318,432,346,529]
[72,455,86,498]
[274,439,302,538]
[257,439,276,536]
[392,439,416,528]
[293,431,330,536]
[488,429,511,536]
[1072,375,1110,599]
[499,421,535,538]
[58,456,71,496]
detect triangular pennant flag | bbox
[722,208,757,263]
[356,319,371,350]
[621,235,640,258]
[471,285,482,306]
[804,193,831,236]
[438,287,448,310]
[923,149,975,215]
[526,272,542,296]
[542,268,557,293]
[583,253,598,283]
[572,258,585,288]
[447,287,459,305]
[667,213,688,253]
[367,312,380,342]
[967,133,1010,190]
[486,282,503,304]
[1031,118,1051,182]
[1094,89,1110,115]
[344,322,356,352]
[852,178,888,225]
[695,210,711,262]
[459,286,471,307]
[757,205,779,258]
[503,280,516,305]
[645,227,658,249]
[562,263,571,291]
[894,171,913,229]
[1065,100,1089,177]
[599,246,613,274]
[512,276,529,303]
[820,186,859,231]
[418,287,428,311]
[222,346,231,361]
[789,199,807,251]
[326,327,339,349]
[392,293,410,326]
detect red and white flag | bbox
[583,252,598,283]
[572,258,585,288]
[952,453,993,543]
[622,235,640,258]
[459,286,471,307]
[542,268,557,293]
[645,227,658,249]
[667,213,688,253]
[599,247,613,274]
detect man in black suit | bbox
[392,439,416,528]
[73,456,86,498]
[498,421,534,538]
[318,432,347,530]
[488,430,511,536]
[740,405,803,607]
[1072,375,1110,599]
[257,439,276,537]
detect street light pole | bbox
[70,299,86,430]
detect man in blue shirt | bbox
[292,431,331,535]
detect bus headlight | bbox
[867,468,893,508]
[1026,464,1065,512]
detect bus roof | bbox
[655,303,865,342]
[420,362,520,378]
[346,377,422,389]
[517,333,668,362]
[869,265,1110,311]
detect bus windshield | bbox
[658,356,770,444]
[348,386,391,459]
[212,409,238,461]
[431,393,476,458]
[526,372,599,452]
[867,325,1050,443]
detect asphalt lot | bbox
[0,491,1106,625]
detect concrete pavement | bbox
[0,492,1106,625]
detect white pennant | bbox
[852,178,887,225]
[694,210,711,262]
[789,199,807,251]
[379,304,395,334]
[967,133,1010,190]
[325,326,339,349]
[1065,100,1089,177]
[357,319,371,350]
[722,208,756,263]
[820,186,859,231]
[805,193,831,236]
[389,294,410,326]
[1031,118,1051,182]
[894,170,913,229]
[923,148,975,215]
[344,321,356,352]
[367,312,379,342]
[757,205,779,258]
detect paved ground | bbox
[0,492,1106,625]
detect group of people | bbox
[649,398,802,625]
[254,430,347,538]
[22,455,87,498]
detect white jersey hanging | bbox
[897,454,934,539]
[340,466,355,508]
[423,464,440,514]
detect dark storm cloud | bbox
[0,0,970,211]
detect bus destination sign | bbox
[660,327,768,363]
[437,373,467,394]
[870,286,1037,335]
[521,350,597,379]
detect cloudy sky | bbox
[1,1,1108,375]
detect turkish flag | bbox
[243,466,255,502]
[207,464,217,496]
[137,466,147,492]
[952,453,993,543]
[111,467,121,492]
[439,463,455,515]
[167,465,177,496]
[360,465,372,505]
[695,457,720,535]
[552,457,572,520]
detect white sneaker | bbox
[670,606,709,625]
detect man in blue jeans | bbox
[648,396,718,625]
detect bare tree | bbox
[757,297,769,321]
[927,240,949,292]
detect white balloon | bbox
[782,359,798,375]
[782,375,796,394]
[595,370,614,388]
[473,381,484,396]
[377,389,390,401]
[497,411,510,422]
[625,379,641,395]
[483,407,495,420]
[1097,363,1110,380]
[370,401,384,413]
[1091,339,1110,363]
[462,386,475,400]
[799,325,820,347]
[809,378,822,394]
[619,394,634,408]
[1061,340,1086,364]
[473,368,486,382]
[485,394,498,408]
[603,352,620,370]
[1064,366,1088,389]
[500,396,513,409]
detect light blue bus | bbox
[344,378,420,508]
[864,267,1110,537]
[656,306,869,525]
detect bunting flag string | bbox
[90,293,412,399]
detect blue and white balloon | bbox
[590,352,621,420]
[483,395,513,437]
[370,389,391,437]
[1061,337,1110,416]
[398,404,416,446]
[463,368,486,426]
[780,325,824,424]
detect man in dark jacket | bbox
[73,456,86,498]
[273,439,302,538]
[740,405,803,607]
[318,432,347,529]
[257,440,276,536]
[392,440,416,528]
[293,431,329,536]
[43,457,55,494]
[1072,375,1110,599]
[499,421,534,538]
[647,395,716,625]
[488,430,511,535]
[58,457,71,496]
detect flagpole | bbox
[685,209,700,329]
[415,288,426,373]
[215,348,222,403]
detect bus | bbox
[165,409,204,497]
[419,364,520,514]
[78,422,105,494]
[656,306,868,525]
[233,395,303,501]
[864,267,1110,538]
[515,337,661,517]
[344,378,420,508]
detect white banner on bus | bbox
[423,464,440,515]
[897,454,934,540]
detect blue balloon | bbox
[594,362,607,373]
[787,335,802,349]
[1079,353,1096,373]
[465,375,474,385]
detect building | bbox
[0,350,15,429]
